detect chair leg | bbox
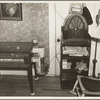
[27,66,35,95]
[72,79,78,91]
[76,87,81,96]
[69,79,78,95]
[81,93,85,97]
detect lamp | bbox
[89,12,100,77]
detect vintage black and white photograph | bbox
[0,0,100,99]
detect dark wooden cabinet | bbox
[60,14,91,89]
[60,44,90,89]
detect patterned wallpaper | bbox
[0,3,49,64]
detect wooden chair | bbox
[70,75,100,96]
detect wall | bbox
[0,3,49,75]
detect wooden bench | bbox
[0,42,35,95]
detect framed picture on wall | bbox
[0,3,22,21]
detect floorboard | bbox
[0,75,75,97]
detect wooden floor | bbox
[0,75,75,97]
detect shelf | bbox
[60,34,91,89]
[60,50,90,89]
[61,69,77,80]
[60,14,91,89]
[62,39,91,47]
[61,69,88,80]
[61,69,77,89]
[62,55,89,61]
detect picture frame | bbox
[0,3,22,21]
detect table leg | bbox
[33,62,39,80]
